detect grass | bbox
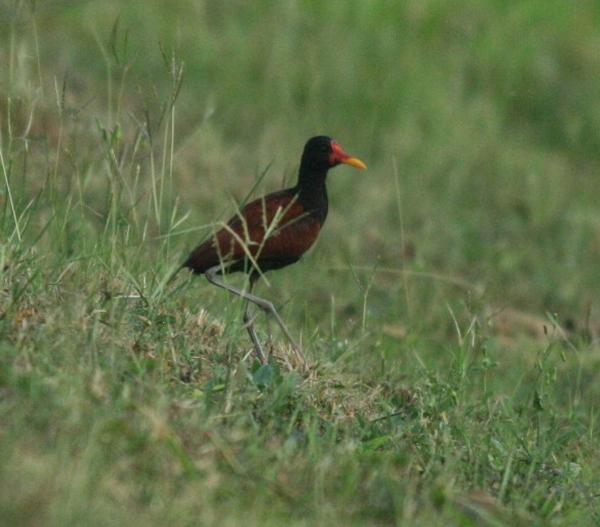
[1,0,600,525]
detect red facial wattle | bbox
[329,141,367,170]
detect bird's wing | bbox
[226,189,306,242]
[185,189,320,273]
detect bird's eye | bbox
[320,145,329,153]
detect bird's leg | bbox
[205,266,305,366]
[259,302,305,366]
[242,275,268,365]
[266,310,273,354]
[237,288,306,366]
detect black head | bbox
[299,135,367,174]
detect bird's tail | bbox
[166,263,186,285]
[156,261,192,300]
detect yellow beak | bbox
[341,157,367,170]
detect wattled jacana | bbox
[184,136,366,365]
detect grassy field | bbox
[2,1,600,525]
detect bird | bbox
[183,136,366,365]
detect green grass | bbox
[2,1,600,525]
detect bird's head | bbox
[301,136,367,173]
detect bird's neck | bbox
[295,168,329,223]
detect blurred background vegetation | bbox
[1,1,600,525]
